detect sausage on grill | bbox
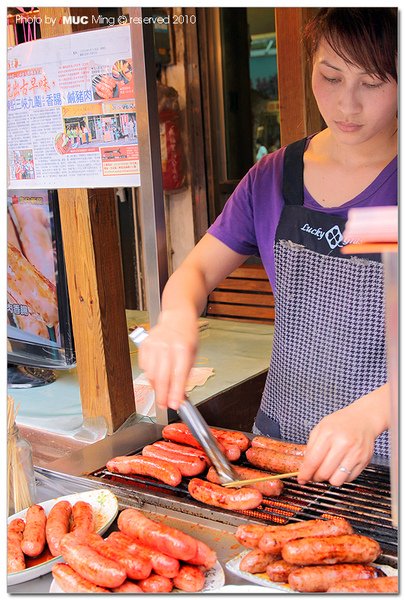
[207,465,284,497]
[152,440,210,465]
[288,564,381,593]
[188,478,263,511]
[246,447,304,473]
[251,436,306,456]
[282,534,381,565]
[106,455,182,487]
[142,444,206,476]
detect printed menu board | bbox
[7,25,140,188]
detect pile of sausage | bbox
[106,426,299,512]
[8,499,95,574]
[53,508,217,593]
[236,518,398,593]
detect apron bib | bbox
[254,139,390,458]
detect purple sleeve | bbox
[206,149,286,290]
[207,168,259,256]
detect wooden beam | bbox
[39,8,135,433]
[276,7,323,145]
[58,189,135,433]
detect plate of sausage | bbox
[7,488,118,586]
[46,507,225,593]
[226,519,398,593]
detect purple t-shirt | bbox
[208,143,397,291]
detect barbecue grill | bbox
[41,423,398,577]
[87,441,397,561]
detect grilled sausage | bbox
[246,447,304,473]
[288,564,380,593]
[82,532,152,580]
[106,455,182,487]
[59,532,126,588]
[71,501,94,536]
[142,444,206,477]
[162,423,204,448]
[266,559,300,582]
[282,534,381,565]
[327,576,398,593]
[117,508,198,561]
[52,563,109,593]
[259,518,353,555]
[7,518,26,573]
[210,428,251,452]
[173,564,206,592]
[252,436,306,456]
[138,574,173,593]
[188,478,263,511]
[111,580,144,593]
[46,500,72,556]
[107,531,180,578]
[21,504,47,557]
[240,549,280,574]
[235,523,279,548]
[207,465,284,497]
[161,423,239,461]
[152,440,210,465]
[186,539,217,570]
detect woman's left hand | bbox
[297,406,375,486]
[297,384,390,486]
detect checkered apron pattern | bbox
[255,139,390,458]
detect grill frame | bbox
[90,446,398,558]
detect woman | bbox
[139,8,397,486]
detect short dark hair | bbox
[303,8,397,82]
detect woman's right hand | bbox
[138,308,199,410]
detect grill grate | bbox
[91,451,397,555]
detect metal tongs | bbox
[129,326,237,484]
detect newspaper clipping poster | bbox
[7,25,140,189]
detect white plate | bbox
[8,488,118,586]
[226,550,398,593]
[49,560,225,593]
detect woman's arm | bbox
[138,234,249,409]
[297,383,391,486]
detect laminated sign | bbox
[7,25,140,189]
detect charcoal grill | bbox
[88,441,398,559]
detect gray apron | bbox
[254,138,390,458]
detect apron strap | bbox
[282,137,307,206]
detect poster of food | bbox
[7,190,60,347]
[7,25,140,188]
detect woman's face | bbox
[312,39,397,146]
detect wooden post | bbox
[276,7,323,145]
[39,9,135,433]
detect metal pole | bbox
[128,8,169,425]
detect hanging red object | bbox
[157,82,186,192]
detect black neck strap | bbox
[282,137,307,206]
